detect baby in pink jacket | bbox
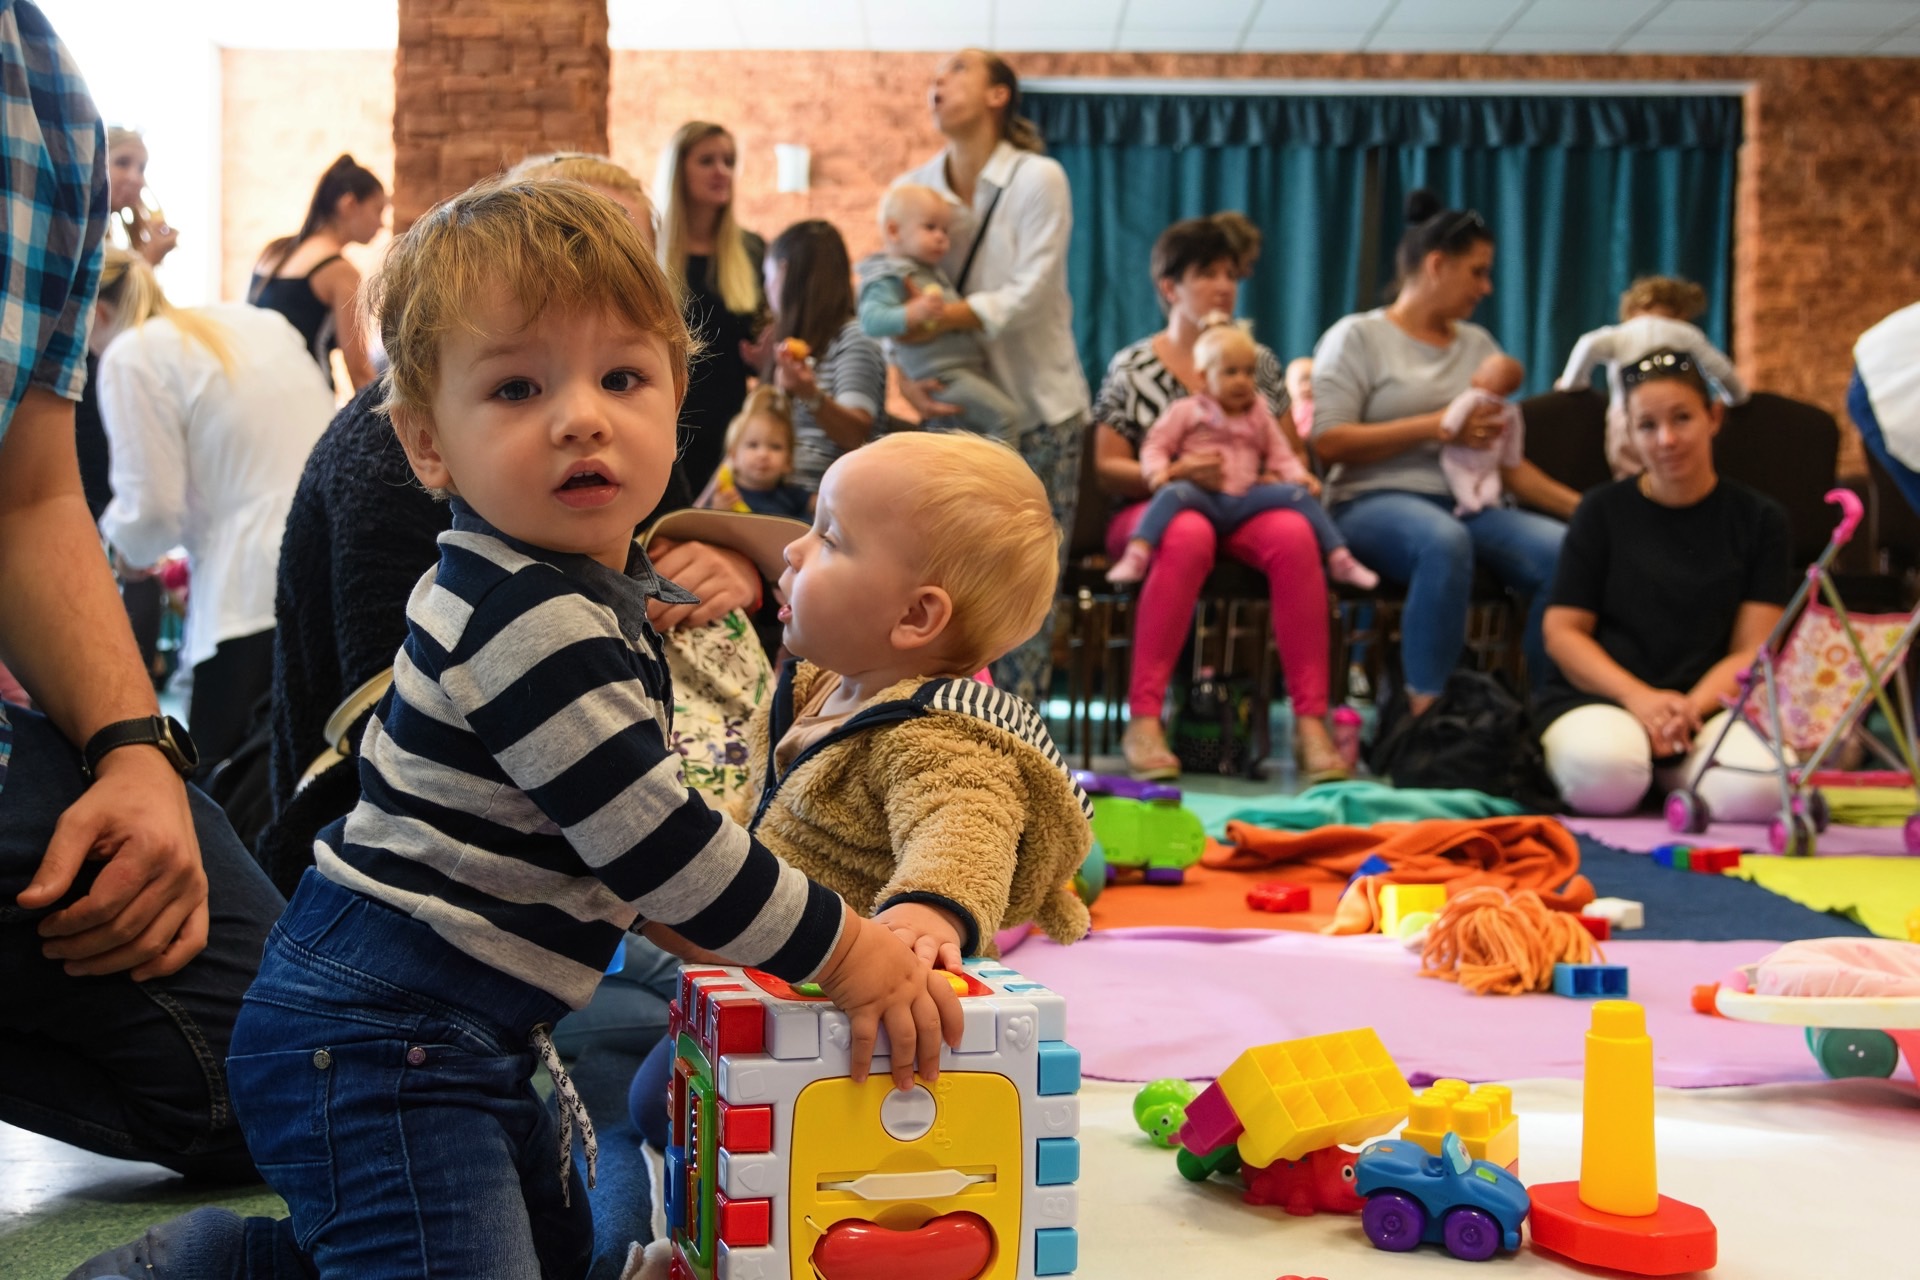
[1108,323,1376,589]
[1440,353,1527,517]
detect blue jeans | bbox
[1852,368,1920,516]
[0,703,282,1182]
[1333,491,1566,698]
[1133,480,1346,558]
[227,869,593,1279]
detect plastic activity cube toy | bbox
[1553,963,1630,999]
[1174,1028,1413,1168]
[1072,771,1207,885]
[662,961,1080,1280]
[1377,884,1447,935]
[1356,1131,1531,1261]
[1401,1079,1518,1172]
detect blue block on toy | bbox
[1348,854,1391,885]
[1552,963,1629,999]
[1034,1227,1079,1275]
[1036,1136,1080,1185]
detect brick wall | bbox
[221,46,1920,458]
[392,0,609,231]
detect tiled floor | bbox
[0,700,1321,1278]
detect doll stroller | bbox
[1667,489,1920,856]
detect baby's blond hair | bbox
[1619,275,1707,323]
[1192,320,1256,374]
[364,177,696,423]
[725,384,797,466]
[863,431,1059,672]
[878,183,947,235]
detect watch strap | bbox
[81,715,198,780]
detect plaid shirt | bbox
[0,0,109,795]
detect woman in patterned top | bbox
[1089,215,1340,781]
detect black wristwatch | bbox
[81,715,199,780]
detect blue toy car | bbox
[1355,1132,1530,1261]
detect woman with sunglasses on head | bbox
[1311,191,1577,715]
[1537,349,1792,817]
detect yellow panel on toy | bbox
[1377,884,1448,935]
[1212,1029,1413,1168]
[1401,1079,1518,1171]
[660,960,1081,1280]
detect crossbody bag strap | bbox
[954,154,1025,295]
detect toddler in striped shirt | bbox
[202,178,962,1279]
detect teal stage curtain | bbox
[1026,92,1742,395]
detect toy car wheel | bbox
[1806,1027,1900,1080]
[1769,814,1816,856]
[1362,1191,1427,1252]
[1904,813,1920,856]
[1442,1207,1503,1262]
[1665,788,1708,834]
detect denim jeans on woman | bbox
[1333,491,1565,698]
[225,868,594,1279]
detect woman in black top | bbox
[1540,349,1792,817]
[654,121,767,493]
[249,154,386,391]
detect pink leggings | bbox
[1107,503,1331,724]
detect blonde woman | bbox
[94,248,334,767]
[106,126,177,267]
[248,154,387,391]
[655,121,766,490]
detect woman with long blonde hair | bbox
[93,247,335,768]
[106,126,177,267]
[654,121,767,491]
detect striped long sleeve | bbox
[318,518,844,1008]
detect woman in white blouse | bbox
[894,48,1090,708]
[92,247,334,769]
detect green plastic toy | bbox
[1133,1077,1203,1148]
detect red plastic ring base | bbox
[1528,1180,1717,1275]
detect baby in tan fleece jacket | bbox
[744,430,1095,965]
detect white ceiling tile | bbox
[1380,0,1528,25]
[1125,0,1260,25]
[1364,26,1504,50]
[609,1,744,48]
[730,0,866,47]
[1246,0,1394,29]
[1491,27,1638,50]
[996,0,1127,26]
[1768,2,1920,35]
[1743,31,1885,49]
[1114,25,1253,50]
[1501,0,1662,33]
[1615,27,1763,50]
[1635,0,1800,35]
[1868,31,1920,52]
[863,0,985,28]
[1239,28,1377,49]
[992,25,1121,50]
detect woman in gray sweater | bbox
[1311,192,1578,713]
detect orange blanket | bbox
[1209,815,1594,923]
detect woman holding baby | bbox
[1310,191,1578,715]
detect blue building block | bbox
[1553,962,1629,998]
[1037,1040,1081,1095]
[1652,844,1691,870]
[1034,1227,1079,1275]
[1036,1136,1080,1185]
[1348,854,1391,885]
[664,1144,686,1230]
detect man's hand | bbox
[645,537,758,633]
[813,909,964,1090]
[18,747,208,980]
[897,375,964,421]
[874,900,966,972]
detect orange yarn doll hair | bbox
[1420,886,1602,996]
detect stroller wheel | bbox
[1801,791,1832,833]
[1806,1027,1899,1080]
[1769,814,1817,856]
[1666,789,1709,835]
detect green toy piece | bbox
[1092,797,1207,885]
[1132,1077,1202,1148]
[1176,1142,1244,1183]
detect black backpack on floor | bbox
[1367,668,1559,811]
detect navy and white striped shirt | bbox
[317,501,845,1009]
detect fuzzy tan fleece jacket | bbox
[733,662,1093,954]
